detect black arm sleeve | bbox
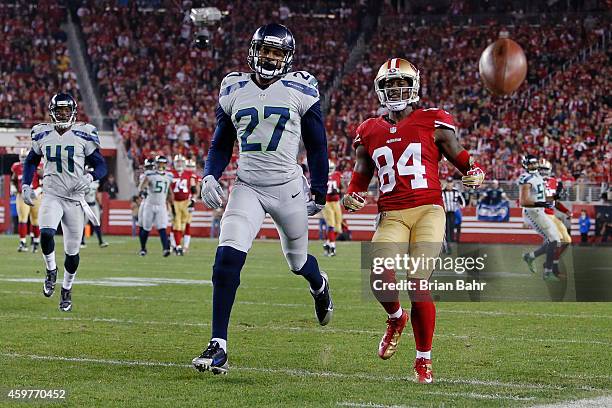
[204,105,237,180]
[301,101,328,201]
[85,149,108,181]
[22,150,43,186]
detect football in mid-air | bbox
[479,38,527,95]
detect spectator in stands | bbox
[103,174,119,199]
[479,180,508,205]
[578,210,591,245]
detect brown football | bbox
[479,38,527,95]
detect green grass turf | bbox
[0,235,610,407]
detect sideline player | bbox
[192,23,333,375]
[11,149,42,252]
[138,155,173,257]
[342,58,485,383]
[522,158,571,277]
[170,154,196,255]
[519,155,559,281]
[322,160,342,256]
[21,93,107,311]
[183,159,200,252]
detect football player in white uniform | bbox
[21,93,107,311]
[192,23,333,375]
[80,165,109,248]
[137,158,155,231]
[519,155,560,281]
[138,155,173,257]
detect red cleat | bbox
[414,357,433,384]
[377,309,408,360]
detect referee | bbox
[442,178,466,247]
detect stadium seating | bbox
[76,0,367,170]
[0,0,86,127]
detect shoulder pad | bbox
[31,123,53,141]
[144,170,156,177]
[280,71,319,98]
[219,72,250,97]
[72,123,100,144]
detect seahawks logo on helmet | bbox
[247,23,295,79]
[49,93,77,129]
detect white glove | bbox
[342,192,366,212]
[73,173,94,195]
[301,175,325,216]
[462,166,485,189]
[10,184,17,196]
[21,184,37,206]
[201,175,224,209]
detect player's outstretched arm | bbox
[435,128,485,188]
[301,101,328,208]
[342,145,374,212]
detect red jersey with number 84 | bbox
[354,108,456,211]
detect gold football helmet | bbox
[174,154,186,172]
[538,158,552,177]
[374,58,420,111]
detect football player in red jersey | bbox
[183,159,200,252]
[342,58,485,383]
[11,149,43,252]
[170,155,197,255]
[322,160,343,256]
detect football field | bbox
[0,235,611,407]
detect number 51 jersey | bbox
[218,71,320,186]
[354,108,456,212]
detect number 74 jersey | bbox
[354,108,456,212]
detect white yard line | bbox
[1,313,609,348]
[529,395,612,408]
[1,352,547,398]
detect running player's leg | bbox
[16,194,31,251]
[139,204,155,254]
[154,205,170,256]
[406,204,445,383]
[267,178,331,325]
[211,183,265,349]
[38,195,63,297]
[58,199,85,311]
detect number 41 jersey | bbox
[354,108,456,212]
[219,71,320,186]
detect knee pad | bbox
[212,246,246,288]
[40,228,56,254]
[287,251,308,272]
[64,253,80,274]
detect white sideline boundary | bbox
[1,352,545,400]
[1,313,610,347]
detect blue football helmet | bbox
[49,92,77,129]
[247,23,295,79]
[521,154,539,173]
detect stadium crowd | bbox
[327,12,610,187]
[75,0,367,171]
[0,0,86,127]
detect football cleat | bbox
[162,249,171,257]
[192,341,228,374]
[543,272,560,282]
[176,246,184,256]
[414,357,433,384]
[139,249,147,257]
[99,242,109,248]
[80,243,87,249]
[31,242,39,253]
[311,271,333,326]
[43,268,57,297]
[522,253,536,274]
[59,287,72,312]
[18,241,28,252]
[329,246,336,257]
[323,243,330,256]
[378,309,408,360]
